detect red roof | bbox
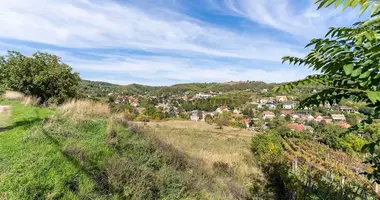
[240,119,251,123]
[336,121,351,128]
[281,110,295,115]
[287,123,305,131]
[263,111,274,115]
[231,113,238,117]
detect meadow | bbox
[0,95,261,199]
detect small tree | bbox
[214,113,230,129]
[0,51,81,104]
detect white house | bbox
[331,114,346,121]
[216,106,229,113]
[233,109,241,114]
[306,115,314,121]
[190,115,199,121]
[263,111,275,120]
[283,101,294,109]
[190,110,200,121]
[314,114,324,122]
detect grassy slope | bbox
[0,100,257,199]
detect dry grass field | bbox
[141,120,262,194]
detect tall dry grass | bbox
[4,91,25,100]
[3,91,40,106]
[58,100,110,120]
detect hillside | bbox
[77,80,282,100]
[0,98,262,199]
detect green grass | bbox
[0,100,236,199]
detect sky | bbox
[0,0,364,86]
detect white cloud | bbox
[211,0,361,38]
[67,52,313,85]
[0,0,304,61]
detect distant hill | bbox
[77,79,323,102]
[77,80,281,99]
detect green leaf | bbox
[335,0,345,8]
[359,70,371,79]
[366,91,380,104]
[351,67,362,77]
[342,0,352,11]
[343,64,354,75]
[370,3,380,16]
[360,2,371,16]
[351,0,360,9]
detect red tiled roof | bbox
[336,121,351,128]
[263,111,274,115]
[287,123,305,131]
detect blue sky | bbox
[0,0,364,85]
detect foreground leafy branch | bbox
[275,0,380,183]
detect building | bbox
[280,110,295,117]
[263,111,275,120]
[265,102,276,110]
[337,106,356,113]
[283,101,294,109]
[190,110,200,121]
[336,121,351,129]
[216,106,229,113]
[195,93,213,99]
[306,115,314,121]
[330,114,346,121]
[287,123,305,131]
[276,96,288,102]
[314,114,324,122]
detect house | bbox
[241,119,252,128]
[263,111,275,120]
[265,102,276,110]
[190,110,199,121]
[190,114,199,121]
[337,106,356,113]
[131,99,139,107]
[291,114,300,120]
[276,96,288,102]
[233,109,241,114]
[336,121,351,128]
[288,123,305,131]
[195,93,213,99]
[283,101,294,109]
[330,114,346,121]
[281,110,295,117]
[216,106,229,113]
[306,115,314,121]
[314,114,324,122]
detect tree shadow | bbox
[41,129,111,196]
[0,118,44,132]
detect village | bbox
[108,89,363,132]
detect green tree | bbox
[214,113,230,129]
[275,0,380,183]
[0,51,80,104]
[346,113,359,126]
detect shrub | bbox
[251,130,283,165]
[229,121,246,129]
[212,161,234,176]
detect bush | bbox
[0,51,80,104]
[251,130,283,165]
[229,121,246,129]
